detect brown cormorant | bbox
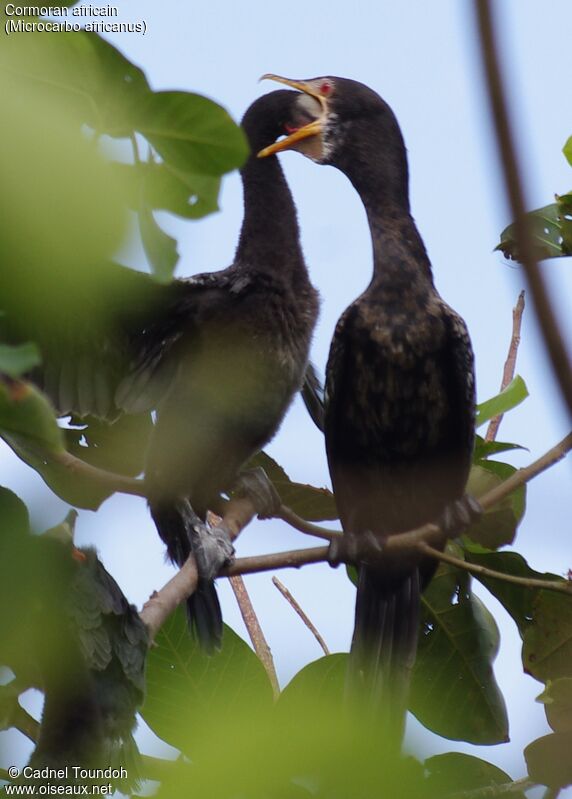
[260,76,477,736]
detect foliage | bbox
[0,24,571,799]
[496,136,572,260]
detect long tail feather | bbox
[349,566,420,742]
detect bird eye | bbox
[320,81,332,96]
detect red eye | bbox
[320,81,332,96]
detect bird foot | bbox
[438,494,483,538]
[233,467,282,519]
[186,506,235,581]
[328,529,383,568]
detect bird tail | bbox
[149,500,223,654]
[348,566,420,743]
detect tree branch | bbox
[224,432,572,578]
[229,574,280,698]
[10,704,39,743]
[276,505,340,541]
[140,433,570,635]
[485,291,525,442]
[475,0,572,419]
[272,576,330,656]
[420,543,572,596]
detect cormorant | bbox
[1,89,319,653]
[260,76,477,737]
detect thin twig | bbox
[0,768,15,783]
[276,505,340,541]
[451,776,537,798]
[475,0,572,418]
[225,546,329,577]
[420,543,572,595]
[272,576,330,655]
[11,704,40,743]
[485,291,526,442]
[229,575,280,698]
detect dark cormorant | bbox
[1,89,319,653]
[260,76,476,736]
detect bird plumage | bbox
[262,75,475,738]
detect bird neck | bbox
[367,207,435,293]
[235,153,306,278]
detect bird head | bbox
[257,75,409,203]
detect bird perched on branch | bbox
[260,75,478,739]
[1,89,319,653]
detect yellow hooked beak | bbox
[257,74,328,158]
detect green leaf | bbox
[138,205,179,282]
[141,608,273,755]
[277,654,347,717]
[250,451,338,521]
[473,434,526,461]
[463,548,561,636]
[64,412,153,477]
[496,194,572,261]
[135,91,249,177]
[525,732,572,789]
[465,460,526,549]
[0,486,31,538]
[0,31,151,138]
[537,678,572,733]
[425,753,525,799]
[411,557,509,744]
[0,379,64,454]
[116,161,221,220]
[523,590,572,683]
[563,136,572,167]
[475,376,528,428]
[0,343,41,379]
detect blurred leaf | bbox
[116,161,221,220]
[425,752,524,798]
[463,548,562,636]
[496,194,572,261]
[141,608,273,754]
[135,91,249,177]
[0,343,41,379]
[0,486,31,539]
[64,413,152,477]
[151,680,435,799]
[465,461,525,549]
[0,31,151,137]
[473,434,526,461]
[0,67,127,328]
[537,678,572,733]
[525,732,572,789]
[475,376,528,428]
[523,590,572,683]
[0,379,64,454]
[138,205,179,282]
[278,654,347,717]
[411,557,508,744]
[564,136,572,166]
[251,452,338,521]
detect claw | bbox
[234,467,282,518]
[438,494,483,537]
[185,505,235,581]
